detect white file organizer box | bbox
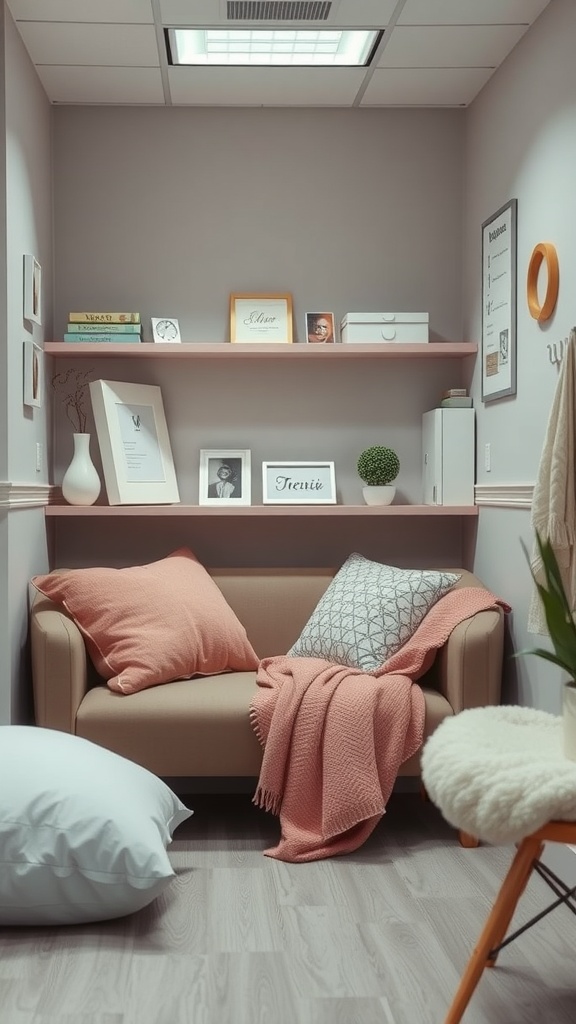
[340,312,429,344]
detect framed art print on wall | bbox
[481,199,517,403]
[199,450,251,506]
[23,254,42,325]
[23,340,43,408]
[89,379,180,505]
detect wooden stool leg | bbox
[459,830,479,848]
[444,835,543,1024]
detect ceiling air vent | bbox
[227,2,332,21]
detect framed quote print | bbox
[89,379,180,505]
[230,293,293,344]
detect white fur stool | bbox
[421,705,576,1024]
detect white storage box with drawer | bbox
[340,312,429,344]
[422,408,475,506]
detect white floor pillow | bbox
[0,726,192,925]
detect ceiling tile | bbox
[379,25,528,68]
[398,0,551,25]
[361,67,493,107]
[36,66,165,105]
[168,66,366,106]
[6,0,154,22]
[16,24,160,67]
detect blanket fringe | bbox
[252,783,281,816]
[248,704,266,748]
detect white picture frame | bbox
[23,254,42,325]
[23,340,43,408]
[199,449,251,506]
[262,461,336,504]
[88,379,180,506]
[151,317,182,343]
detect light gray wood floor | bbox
[1,793,575,1024]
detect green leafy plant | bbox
[520,531,576,683]
[357,445,400,486]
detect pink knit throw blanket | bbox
[250,587,505,863]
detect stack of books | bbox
[439,388,473,408]
[64,312,141,344]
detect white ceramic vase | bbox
[562,682,576,761]
[61,433,101,506]
[362,485,396,506]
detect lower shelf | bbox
[45,504,478,517]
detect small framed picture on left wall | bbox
[23,340,43,408]
[23,254,42,325]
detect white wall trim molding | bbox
[0,482,54,508]
[475,484,533,509]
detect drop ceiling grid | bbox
[168,65,366,106]
[361,67,493,108]
[7,0,155,22]
[398,0,551,25]
[377,25,529,69]
[37,66,165,105]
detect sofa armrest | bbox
[29,590,92,733]
[433,606,505,714]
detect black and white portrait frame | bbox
[199,449,251,506]
[23,254,42,325]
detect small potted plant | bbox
[357,445,400,506]
[521,531,576,760]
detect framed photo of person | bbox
[305,312,336,344]
[199,449,251,506]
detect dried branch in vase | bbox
[51,368,94,434]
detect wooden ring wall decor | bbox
[527,242,559,322]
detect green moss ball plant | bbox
[357,445,400,486]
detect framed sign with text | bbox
[481,199,517,403]
[230,293,293,344]
[262,461,336,504]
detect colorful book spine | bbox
[68,312,141,324]
[64,333,142,344]
[66,322,141,334]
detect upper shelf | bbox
[45,342,477,359]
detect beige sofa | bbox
[30,566,504,784]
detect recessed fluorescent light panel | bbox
[168,28,380,67]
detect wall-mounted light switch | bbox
[484,443,491,472]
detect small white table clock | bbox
[151,317,181,343]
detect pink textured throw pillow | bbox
[31,548,259,694]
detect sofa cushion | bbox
[31,547,259,694]
[0,726,192,926]
[288,553,460,671]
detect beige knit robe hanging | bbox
[527,328,576,634]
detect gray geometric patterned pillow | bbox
[288,553,460,671]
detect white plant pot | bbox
[61,433,101,507]
[562,682,576,761]
[362,485,396,506]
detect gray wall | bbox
[463,0,576,718]
[51,105,469,570]
[1,7,51,724]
